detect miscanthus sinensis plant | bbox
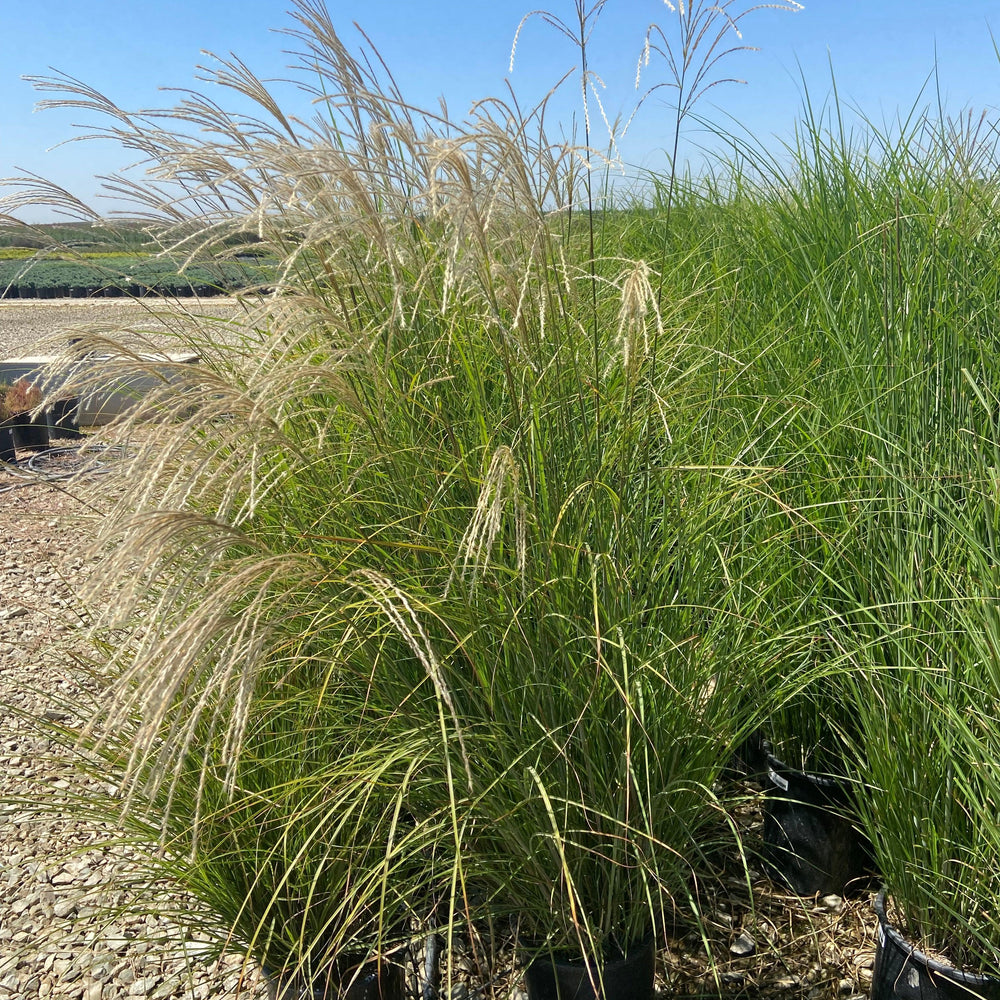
[1,0,826,977]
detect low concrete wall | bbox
[0,353,200,425]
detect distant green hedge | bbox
[0,256,273,298]
[0,222,152,251]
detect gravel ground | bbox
[0,460,270,999]
[0,298,245,359]
[0,303,881,999]
[0,303,267,998]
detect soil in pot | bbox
[761,754,875,897]
[872,890,1000,1000]
[524,937,655,1000]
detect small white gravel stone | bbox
[127,977,160,995]
[729,930,756,957]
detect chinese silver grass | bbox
[611,258,661,377]
[0,0,864,983]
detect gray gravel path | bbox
[0,298,245,360]
[0,455,269,998]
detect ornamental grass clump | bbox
[0,0,878,989]
[824,369,1000,976]
[836,518,1000,973]
[652,83,1000,764]
[735,93,1000,956]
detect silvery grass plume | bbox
[447,446,527,596]
[612,258,662,377]
[636,1,805,125]
[632,0,804,308]
[511,0,617,157]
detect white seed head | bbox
[614,259,662,376]
[448,445,527,595]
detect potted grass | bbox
[728,444,884,898]
[844,619,1000,999]
[835,447,1000,998]
[394,314,829,997]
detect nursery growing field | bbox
[0,224,272,298]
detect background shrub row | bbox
[0,256,272,297]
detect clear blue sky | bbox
[2,1,999,221]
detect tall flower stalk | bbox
[635,0,803,305]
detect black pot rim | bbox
[766,753,844,791]
[524,933,655,970]
[875,888,1000,988]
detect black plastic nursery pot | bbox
[8,413,50,452]
[761,754,875,897]
[0,423,14,464]
[266,956,405,1000]
[44,397,83,440]
[524,937,655,1000]
[724,729,770,784]
[872,890,1000,1000]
